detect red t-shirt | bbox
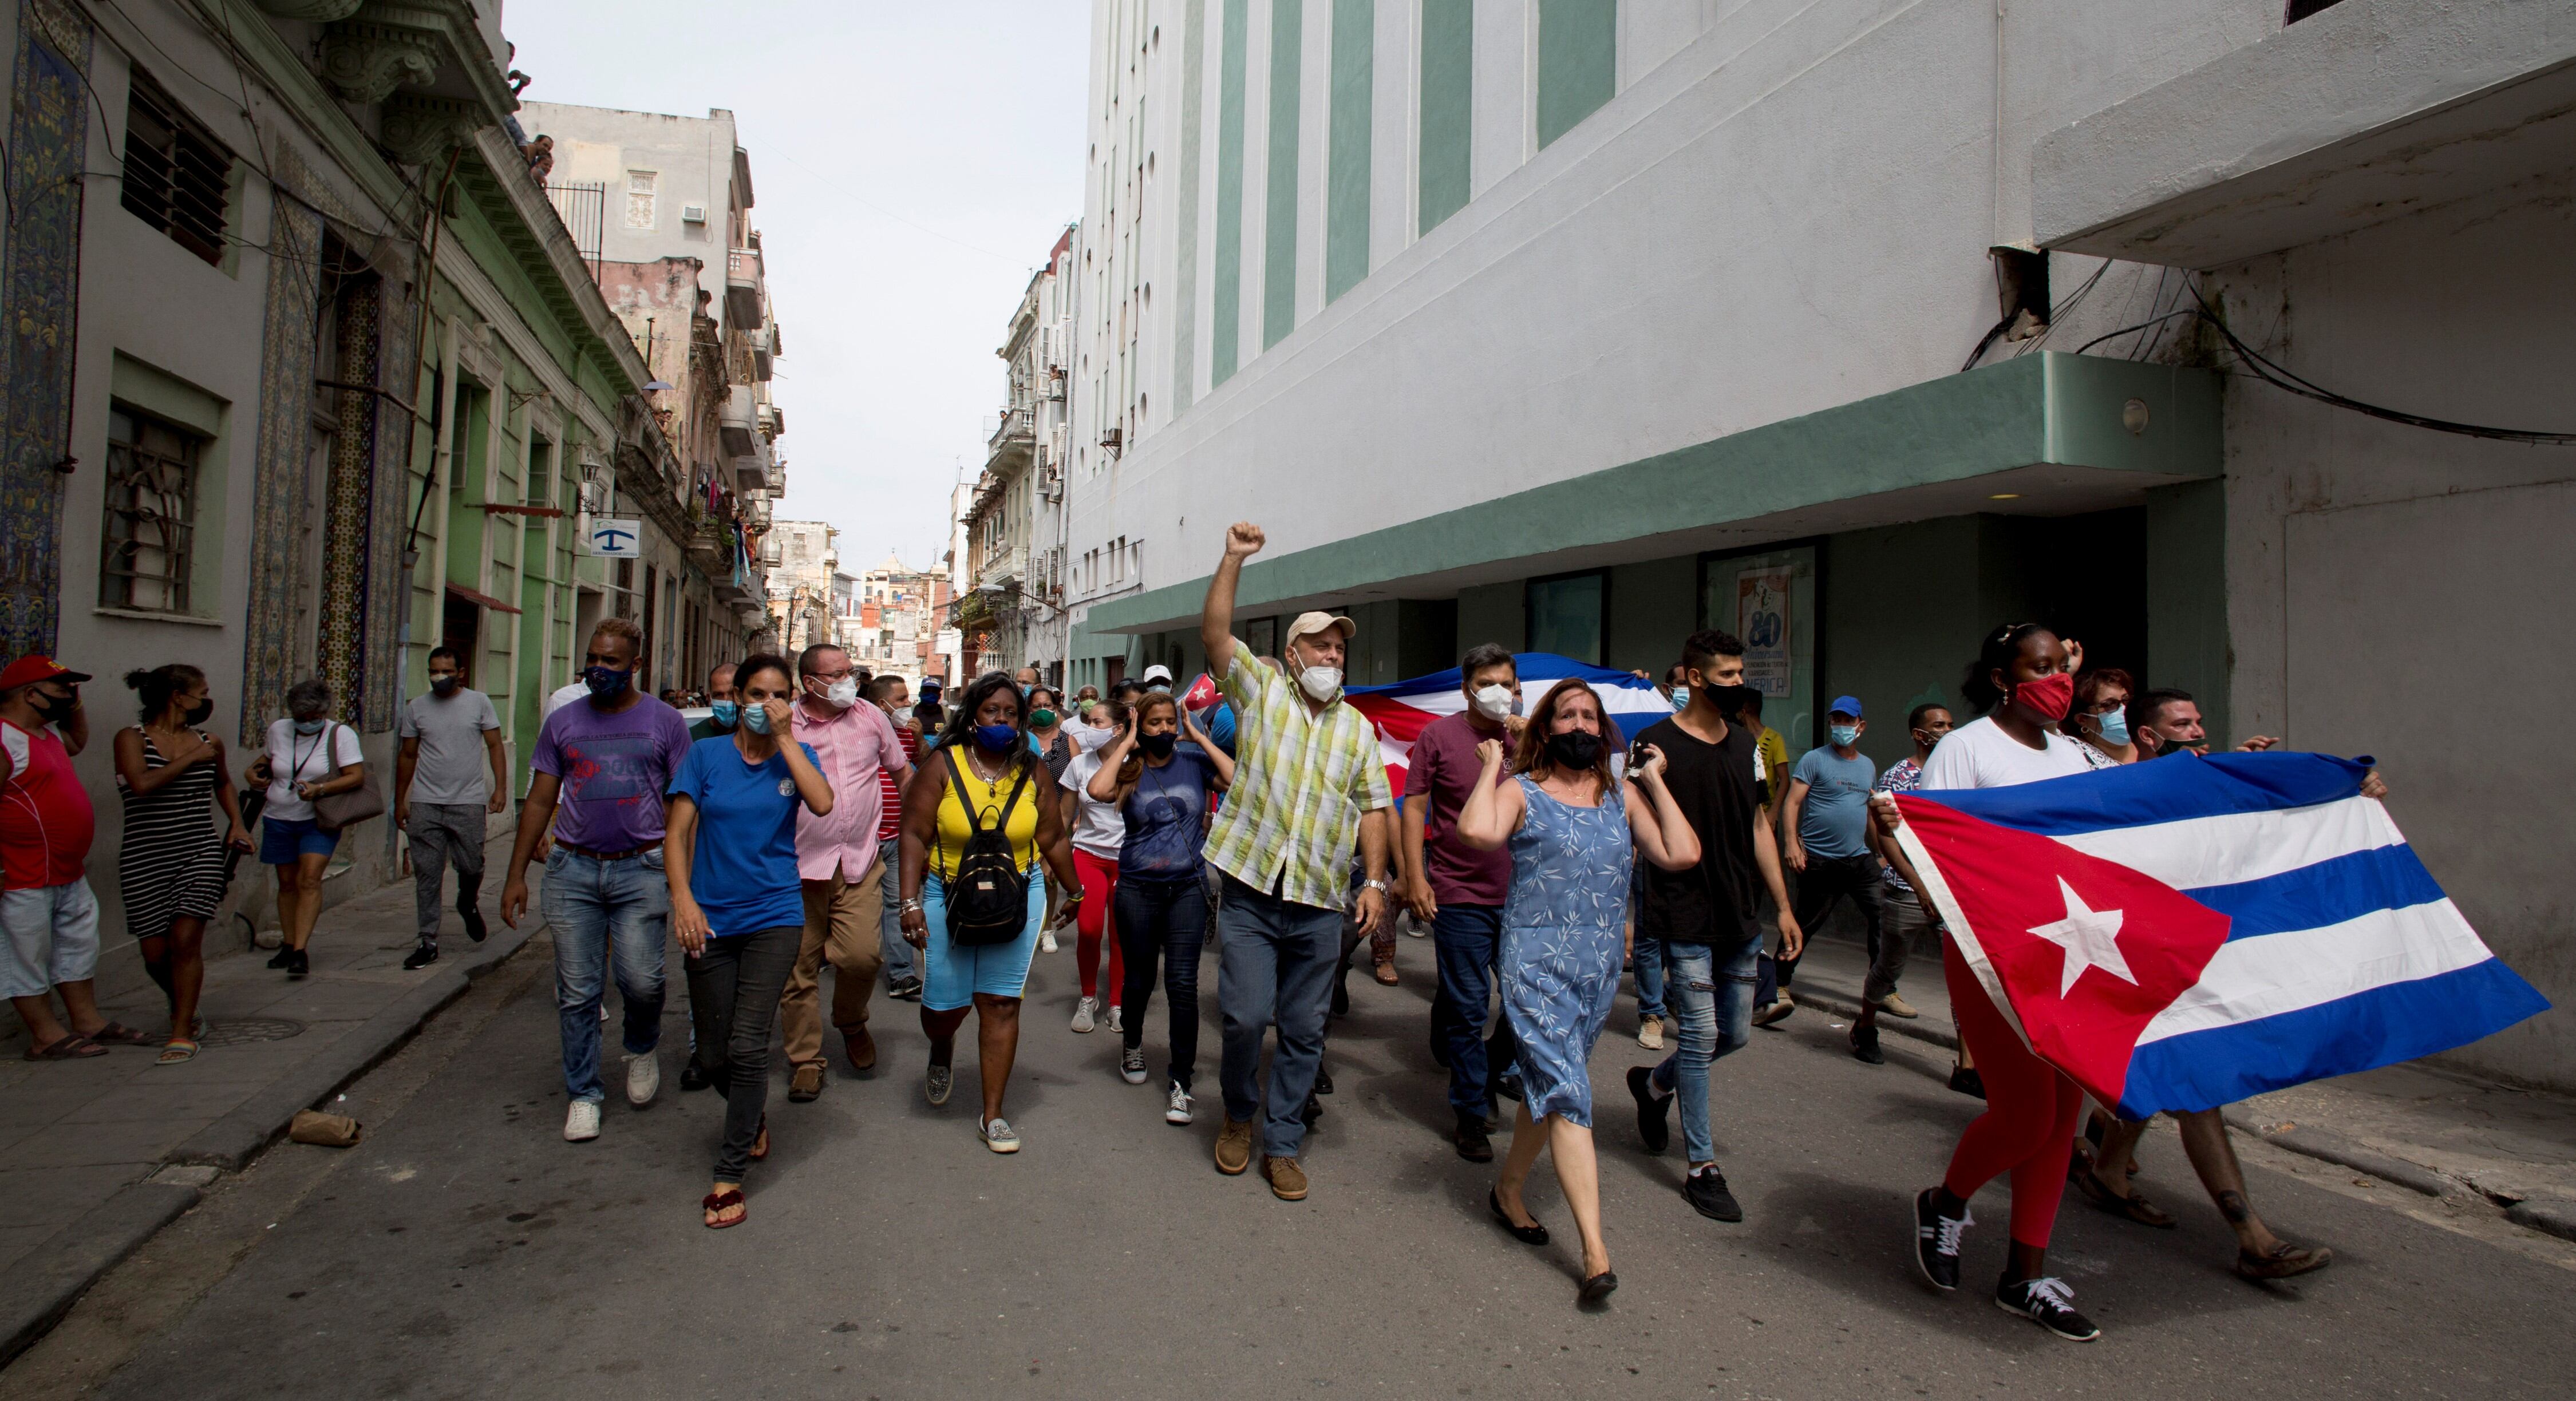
[1402,711,1514,908]
[875,721,919,842]
[1,717,95,889]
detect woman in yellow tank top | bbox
[898,673,1082,1153]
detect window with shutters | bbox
[119,70,233,266]
[100,406,206,613]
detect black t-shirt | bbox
[1635,715,1765,947]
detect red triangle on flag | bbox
[1891,796,2232,1108]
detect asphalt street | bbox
[39,935,2576,1399]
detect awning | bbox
[445,582,523,615]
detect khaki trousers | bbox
[779,858,886,1068]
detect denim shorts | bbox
[261,815,342,865]
[0,879,101,999]
[919,870,1045,1011]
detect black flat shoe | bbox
[1579,1271,1619,1305]
[1313,1066,1334,1096]
[679,1059,710,1092]
[287,948,310,980]
[266,945,294,969]
[1488,1188,1548,1245]
[461,907,488,943]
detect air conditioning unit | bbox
[682,203,708,224]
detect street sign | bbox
[582,517,643,557]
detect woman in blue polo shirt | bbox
[663,653,832,1229]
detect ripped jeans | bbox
[1648,929,1763,1164]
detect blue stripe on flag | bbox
[1919,751,2370,835]
[2116,958,2552,1117]
[2184,844,2448,941]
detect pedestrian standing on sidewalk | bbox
[112,664,253,1062]
[1088,690,1232,1121]
[778,643,910,1103]
[867,675,924,1002]
[394,648,507,971]
[1198,523,1396,1202]
[1455,679,1700,1306]
[3,656,141,1061]
[1879,622,2104,1341]
[1763,696,1880,1026]
[1623,630,1801,1225]
[1848,703,1951,1066]
[1058,694,1128,1034]
[500,618,693,1145]
[1400,643,1526,1162]
[896,672,1084,1153]
[248,679,367,983]
[664,654,833,1228]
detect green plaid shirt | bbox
[1204,652,1394,910]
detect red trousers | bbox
[1941,945,2083,1249]
[1074,849,1124,1003]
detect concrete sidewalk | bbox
[0,832,538,1362]
[1783,929,2576,1242]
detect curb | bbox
[0,1179,202,1366]
[165,920,535,1172]
[2503,1199,2576,1244]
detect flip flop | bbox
[83,1022,157,1047]
[2237,1241,2332,1280]
[25,1034,106,1060]
[701,1186,746,1229]
[157,1038,200,1064]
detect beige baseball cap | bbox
[1282,610,1356,652]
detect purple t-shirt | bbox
[1404,711,1514,908]
[532,694,694,852]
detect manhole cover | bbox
[196,1018,306,1047]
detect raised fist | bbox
[1224,522,1266,559]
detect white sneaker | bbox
[1165,1081,1194,1125]
[1638,1014,1665,1051]
[1040,928,1060,954]
[626,1051,660,1107]
[1105,1004,1123,1034]
[563,1100,602,1142]
[1071,995,1099,1033]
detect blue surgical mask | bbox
[709,700,739,731]
[973,723,1018,752]
[2092,708,2130,745]
[1830,723,1860,747]
[743,701,774,735]
[293,718,326,735]
[1669,687,1689,711]
[583,664,631,699]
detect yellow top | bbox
[930,750,1042,881]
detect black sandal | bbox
[1488,1188,1549,1245]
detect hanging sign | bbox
[582,518,643,557]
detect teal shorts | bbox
[919,870,1046,1011]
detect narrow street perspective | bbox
[0,2,2571,1398]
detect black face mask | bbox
[1546,729,1603,770]
[182,698,214,726]
[1700,681,1759,715]
[430,674,461,695]
[1139,731,1178,760]
[28,690,73,723]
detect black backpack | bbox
[936,748,1034,947]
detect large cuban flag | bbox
[1891,751,2549,1119]
[1344,653,1672,796]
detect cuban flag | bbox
[1344,653,1672,795]
[1892,752,2549,1119]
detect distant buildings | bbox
[954,228,1076,684]
[851,556,955,690]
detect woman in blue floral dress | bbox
[1456,679,1699,1304]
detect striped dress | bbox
[116,730,231,943]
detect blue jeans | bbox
[875,837,916,987]
[1629,866,1665,1019]
[1216,874,1341,1158]
[1649,930,1761,1163]
[1117,875,1209,1089]
[1429,903,1512,1114]
[543,848,669,1103]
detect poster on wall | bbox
[1736,567,1793,697]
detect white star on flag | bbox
[2026,876,2138,997]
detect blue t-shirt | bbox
[1790,746,1877,860]
[667,736,818,937]
[1203,702,1238,758]
[1119,749,1219,881]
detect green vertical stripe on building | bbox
[1417,0,1472,235]
[1325,0,1373,303]
[1262,0,1304,350]
[1174,0,1206,411]
[1212,0,1249,386]
[1536,0,1616,149]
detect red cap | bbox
[0,655,92,691]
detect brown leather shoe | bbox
[1214,1116,1255,1176]
[1372,959,1399,987]
[1262,1154,1309,1201]
[788,1062,826,1102]
[843,1027,878,1072]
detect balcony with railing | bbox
[985,406,1033,472]
[725,247,765,330]
[720,385,758,457]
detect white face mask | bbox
[1471,684,1514,721]
[1297,666,1342,702]
[821,678,859,709]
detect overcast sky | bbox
[505,1,1089,575]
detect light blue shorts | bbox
[1,878,101,999]
[920,870,1045,1011]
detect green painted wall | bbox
[1536,0,1617,149]
[1174,0,1207,413]
[1394,597,1459,679]
[1418,0,1472,235]
[1263,0,1305,350]
[1607,555,1694,675]
[1816,519,1984,772]
[1458,581,1524,653]
[1212,0,1250,385]
[1325,0,1374,304]
[2146,478,2230,743]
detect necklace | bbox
[965,747,1008,783]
